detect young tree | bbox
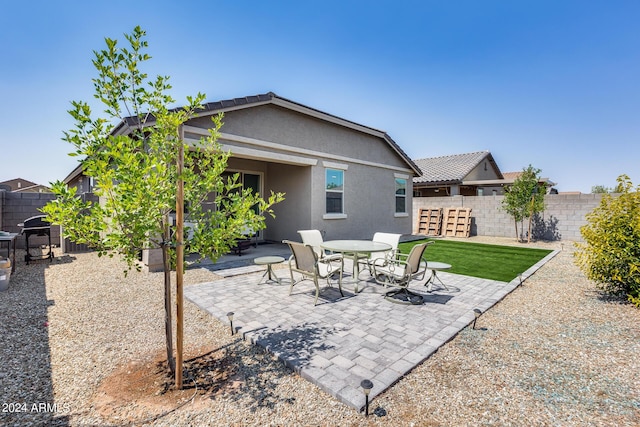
[501,165,545,243]
[42,26,284,387]
[591,185,612,194]
[575,175,640,306]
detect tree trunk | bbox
[514,219,519,242]
[527,195,535,244]
[175,128,185,390]
[162,217,175,375]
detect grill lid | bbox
[20,215,51,230]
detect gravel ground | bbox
[0,238,638,426]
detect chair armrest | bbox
[395,252,409,261]
[318,253,344,274]
[372,258,410,276]
[319,254,343,266]
[372,259,411,286]
[369,256,390,267]
[394,251,426,263]
[322,253,343,262]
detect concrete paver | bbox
[185,250,558,410]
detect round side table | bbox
[424,261,452,292]
[254,256,285,285]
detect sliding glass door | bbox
[220,171,263,240]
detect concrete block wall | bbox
[1,191,60,249]
[2,190,608,250]
[541,193,605,241]
[413,193,606,242]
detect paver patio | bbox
[185,250,558,410]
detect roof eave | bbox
[414,179,462,187]
[63,163,85,184]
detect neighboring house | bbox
[66,92,421,244]
[63,164,95,194]
[413,151,557,197]
[413,151,504,196]
[0,178,50,193]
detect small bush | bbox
[574,175,640,306]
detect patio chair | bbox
[284,240,344,306]
[297,229,343,262]
[372,242,432,304]
[357,232,402,275]
[298,229,367,277]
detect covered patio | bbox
[185,249,558,411]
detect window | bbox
[395,177,407,214]
[325,168,344,214]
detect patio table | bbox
[321,240,391,292]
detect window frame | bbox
[323,162,348,219]
[394,173,409,217]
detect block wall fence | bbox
[1,190,608,252]
[0,190,60,249]
[412,193,607,242]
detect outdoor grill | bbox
[19,215,54,264]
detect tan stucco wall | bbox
[191,104,411,170]
[187,103,416,241]
[264,163,312,242]
[465,159,502,181]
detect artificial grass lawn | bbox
[398,239,553,282]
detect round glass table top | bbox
[320,240,392,253]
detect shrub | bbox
[574,175,640,306]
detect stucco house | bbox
[413,151,504,196]
[63,165,95,195]
[0,178,50,193]
[413,151,557,197]
[65,92,421,248]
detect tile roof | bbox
[413,151,494,184]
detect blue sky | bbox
[1,1,638,193]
